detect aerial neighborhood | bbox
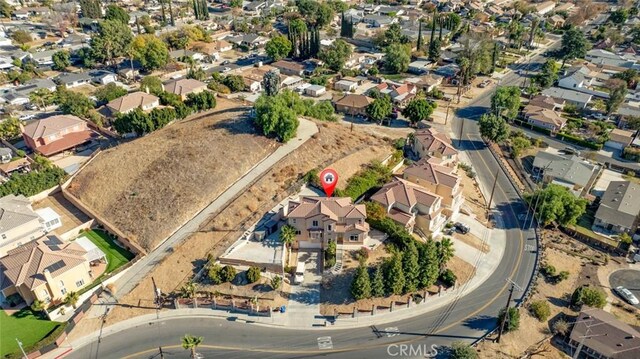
[0,0,640,358]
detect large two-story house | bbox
[593,181,640,237]
[0,195,45,257]
[105,91,160,116]
[283,196,369,249]
[411,128,458,165]
[402,156,464,220]
[21,115,94,157]
[371,177,446,236]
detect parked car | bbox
[294,261,306,284]
[444,227,455,235]
[614,286,639,305]
[562,147,580,156]
[478,79,491,88]
[454,222,470,234]
[221,60,230,65]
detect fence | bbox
[173,297,274,317]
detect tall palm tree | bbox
[280,225,296,264]
[181,334,203,358]
[436,237,455,272]
[64,291,79,309]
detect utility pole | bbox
[159,346,165,359]
[16,338,27,359]
[496,279,523,343]
[487,168,500,213]
[444,102,451,125]
[458,116,465,147]
[152,276,162,319]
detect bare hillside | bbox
[68,99,278,250]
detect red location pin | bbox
[319,168,338,197]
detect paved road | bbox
[609,269,640,307]
[67,56,543,359]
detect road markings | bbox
[317,336,333,350]
[384,327,400,337]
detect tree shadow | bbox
[455,138,487,152]
[547,295,570,308]
[208,113,261,136]
[456,106,488,120]
[461,314,496,331]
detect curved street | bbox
[66,59,546,358]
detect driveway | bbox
[284,250,323,327]
[609,269,640,307]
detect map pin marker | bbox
[319,168,338,197]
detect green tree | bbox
[94,83,128,103]
[296,0,334,28]
[383,43,411,73]
[428,38,442,62]
[262,69,280,97]
[207,264,222,285]
[606,78,628,115]
[560,27,590,67]
[185,91,217,111]
[270,275,282,290]
[11,30,32,45]
[571,286,607,309]
[246,266,261,283]
[64,291,80,308]
[29,89,55,110]
[179,281,197,298]
[529,300,551,321]
[401,98,437,126]
[0,117,22,140]
[30,299,45,314]
[131,35,169,71]
[436,237,455,272]
[366,95,393,124]
[91,20,134,66]
[351,263,372,300]
[220,265,237,283]
[0,0,12,18]
[140,76,164,95]
[511,137,531,158]
[450,341,478,359]
[181,334,203,359]
[105,5,130,24]
[254,93,300,142]
[525,184,587,227]
[229,0,242,7]
[280,224,296,262]
[535,59,560,89]
[52,51,71,71]
[612,69,639,88]
[402,241,420,293]
[222,75,245,93]
[384,254,405,295]
[79,0,101,19]
[56,89,94,117]
[609,9,628,24]
[418,239,439,289]
[497,307,520,332]
[265,35,292,61]
[491,86,521,119]
[479,113,510,144]
[318,39,352,72]
[370,265,385,297]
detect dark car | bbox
[221,60,230,65]
[454,222,470,234]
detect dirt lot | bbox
[101,120,390,326]
[67,98,278,251]
[453,231,490,253]
[460,168,489,225]
[476,229,638,358]
[332,146,392,190]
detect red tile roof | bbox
[35,130,95,156]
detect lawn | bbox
[0,308,64,357]
[82,229,134,274]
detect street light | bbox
[16,338,27,359]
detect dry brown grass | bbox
[67,98,278,250]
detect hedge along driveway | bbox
[82,230,135,274]
[0,309,63,357]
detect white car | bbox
[294,261,305,285]
[614,286,639,305]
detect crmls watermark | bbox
[387,344,438,358]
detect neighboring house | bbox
[243,76,262,93]
[214,40,233,52]
[541,87,593,109]
[21,115,94,157]
[0,158,30,177]
[531,151,599,197]
[106,91,160,115]
[523,104,567,132]
[412,128,458,164]
[0,91,28,106]
[593,181,640,236]
[528,95,564,111]
[412,74,443,93]
[371,177,447,235]
[272,60,305,76]
[344,52,366,69]
[15,78,57,97]
[549,15,565,28]
[241,34,268,48]
[363,14,397,27]
[163,78,207,100]
[304,84,326,97]
[35,207,62,233]
[283,196,369,249]
[29,50,56,66]
[0,148,12,164]
[0,195,45,257]
[89,70,117,85]
[557,307,640,359]
[402,157,464,219]
[535,1,555,15]
[334,79,358,92]
[375,82,417,107]
[0,235,100,306]
[55,72,92,89]
[605,129,635,150]
[169,49,205,62]
[408,60,431,75]
[333,94,373,117]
